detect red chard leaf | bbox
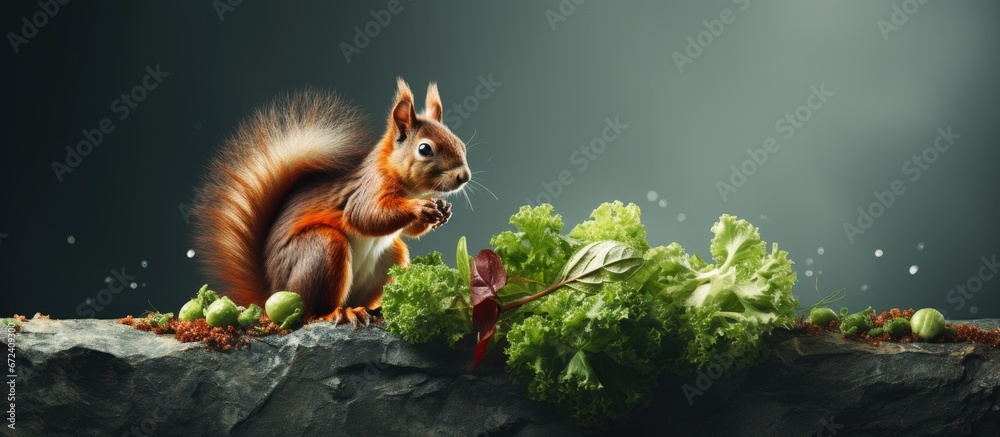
[471,249,506,304]
[472,301,498,369]
[471,249,506,369]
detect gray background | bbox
[3,1,998,319]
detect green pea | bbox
[205,296,240,328]
[178,299,203,321]
[910,308,945,341]
[808,307,838,327]
[265,291,305,330]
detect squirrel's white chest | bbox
[346,231,401,293]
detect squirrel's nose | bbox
[455,170,470,185]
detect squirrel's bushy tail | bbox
[193,91,369,306]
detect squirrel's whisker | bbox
[465,129,477,147]
[470,179,498,201]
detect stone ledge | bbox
[7,318,1000,436]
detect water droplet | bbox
[817,270,823,275]
[186,249,196,258]
[67,235,76,244]
[646,191,658,202]
[141,260,148,268]
[908,265,919,275]
[658,199,668,208]
[861,284,869,291]
[677,213,686,222]
[130,282,138,289]
[760,214,768,220]
[104,276,112,284]
[804,270,813,277]
[817,247,825,255]
[969,306,978,314]
[85,297,94,304]
[875,249,884,257]
[141,282,147,288]
[806,258,814,266]
[916,242,925,251]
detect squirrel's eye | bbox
[418,143,434,157]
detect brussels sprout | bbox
[238,304,264,327]
[196,284,220,308]
[179,284,222,322]
[910,308,946,341]
[839,306,874,336]
[146,312,173,327]
[868,317,909,339]
[266,291,305,330]
[205,297,240,327]
[808,307,838,327]
[178,299,203,321]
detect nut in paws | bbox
[433,199,452,228]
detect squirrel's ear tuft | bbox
[395,77,414,101]
[392,77,417,140]
[423,82,443,123]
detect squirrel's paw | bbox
[417,199,444,226]
[433,199,452,228]
[317,307,374,329]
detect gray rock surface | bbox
[6,317,1000,436]
[629,319,1000,436]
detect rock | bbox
[5,317,999,436]
[621,319,1000,436]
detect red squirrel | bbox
[193,78,470,326]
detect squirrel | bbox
[193,78,470,326]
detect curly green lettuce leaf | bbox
[497,204,671,426]
[505,280,668,427]
[568,201,649,253]
[382,252,472,346]
[654,214,798,372]
[490,204,575,287]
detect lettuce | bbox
[568,201,649,253]
[382,252,472,346]
[490,204,575,286]
[502,203,667,426]
[505,280,665,426]
[652,214,798,371]
[383,204,798,427]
